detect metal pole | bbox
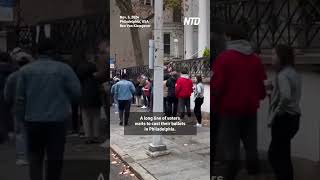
[147,0,169,156]
[149,40,154,69]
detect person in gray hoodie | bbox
[268,45,301,180]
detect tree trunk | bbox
[130,27,144,66]
[115,0,144,66]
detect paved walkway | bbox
[110,105,210,180]
[0,135,108,180]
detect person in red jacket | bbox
[176,70,193,119]
[211,24,267,180]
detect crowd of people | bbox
[110,68,206,127]
[211,24,302,180]
[0,38,109,180]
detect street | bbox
[110,150,139,180]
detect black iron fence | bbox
[111,57,211,80]
[16,26,34,49]
[213,0,320,51]
[169,57,211,78]
[111,65,153,80]
[11,14,108,53]
[41,14,108,53]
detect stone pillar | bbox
[184,0,193,59]
[198,0,208,58]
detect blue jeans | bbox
[16,120,27,161]
[118,100,131,123]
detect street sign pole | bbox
[149,40,154,69]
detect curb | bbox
[110,144,158,180]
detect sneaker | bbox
[16,159,28,166]
[141,106,147,109]
[196,123,202,128]
[79,133,86,138]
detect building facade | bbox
[18,0,107,25]
[111,0,210,69]
[0,0,107,52]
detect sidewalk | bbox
[110,105,210,180]
[0,136,108,180]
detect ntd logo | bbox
[184,17,200,26]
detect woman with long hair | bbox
[194,75,204,127]
[268,44,302,180]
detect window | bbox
[140,0,152,6]
[164,33,171,55]
[145,0,151,5]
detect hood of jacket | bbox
[226,40,254,55]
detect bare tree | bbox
[115,0,182,66]
[115,0,148,66]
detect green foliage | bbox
[165,0,182,9]
[203,48,210,58]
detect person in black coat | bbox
[166,72,179,117]
[0,52,16,143]
[77,56,102,144]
